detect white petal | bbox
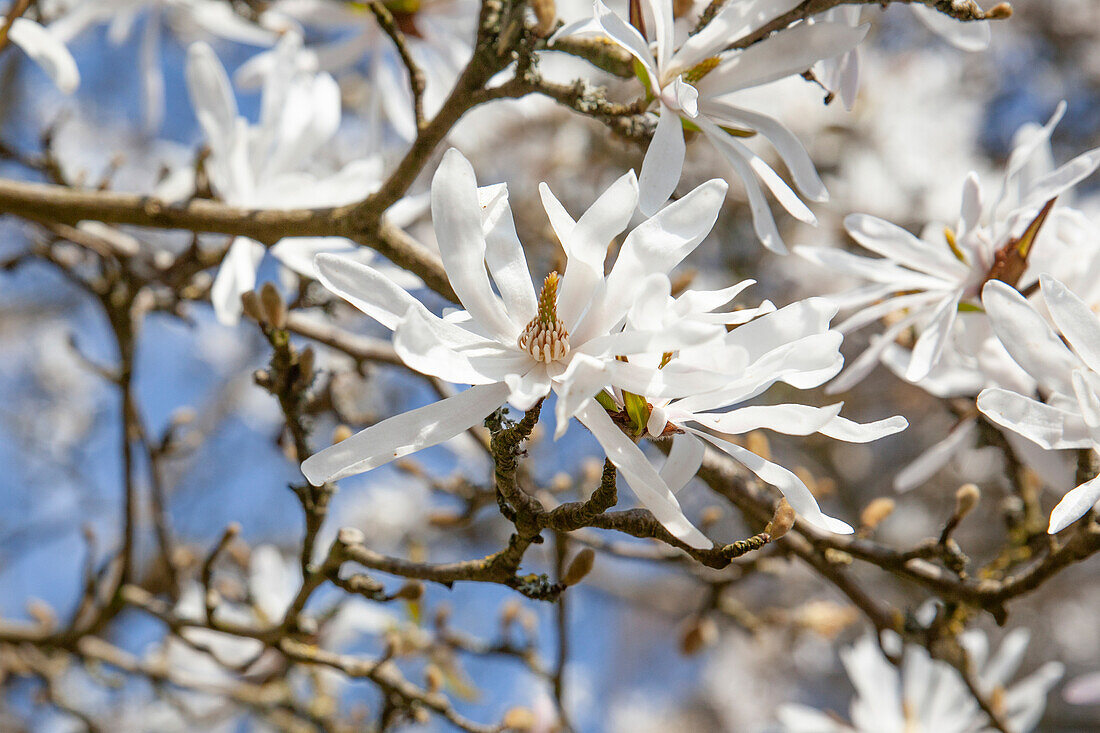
[1049,473,1100,533]
[557,171,639,329]
[894,418,978,492]
[638,104,687,216]
[1064,672,1100,705]
[844,213,969,281]
[691,403,843,436]
[186,41,238,145]
[393,307,528,385]
[576,400,711,548]
[573,178,727,343]
[702,100,827,202]
[504,366,552,411]
[480,184,538,327]
[660,433,705,494]
[796,244,954,290]
[910,4,990,52]
[819,414,908,443]
[976,388,1093,450]
[1020,148,1100,211]
[696,21,867,96]
[301,382,510,485]
[1042,275,1100,374]
[696,118,788,253]
[690,429,853,534]
[906,292,962,382]
[211,237,265,326]
[8,18,79,94]
[983,279,1081,395]
[315,253,422,331]
[591,0,658,83]
[827,310,922,394]
[431,149,517,340]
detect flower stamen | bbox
[519,272,570,363]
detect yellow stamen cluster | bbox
[518,272,570,363]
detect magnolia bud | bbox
[260,282,286,329]
[954,483,980,520]
[531,0,556,36]
[241,290,264,322]
[500,599,521,627]
[986,2,1012,20]
[424,664,444,693]
[333,424,353,444]
[393,581,424,601]
[562,548,595,586]
[700,505,724,528]
[764,499,796,541]
[679,616,717,655]
[746,431,771,461]
[501,707,536,731]
[860,497,896,531]
[296,346,315,388]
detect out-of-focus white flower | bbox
[779,630,1063,732]
[243,0,476,142]
[303,148,737,548]
[552,0,866,251]
[977,275,1100,533]
[183,36,424,325]
[1,13,79,93]
[49,0,277,130]
[799,103,1100,391]
[1065,670,1100,705]
[556,292,906,534]
[814,5,989,110]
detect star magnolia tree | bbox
[0,0,1097,731]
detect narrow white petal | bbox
[186,41,238,145]
[431,149,517,340]
[1042,275,1100,374]
[558,171,639,329]
[1049,473,1100,533]
[696,21,867,96]
[691,403,843,436]
[894,418,978,492]
[315,253,422,331]
[638,104,687,216]
[591,0,658,83]
[211,237,265,326]
[983,279,1081,395]
[8,18,79,94]
[905,292,962,382]
[702,99,826,201]
[660,433,705,494]
[573,178,727,343]
[977,388,1093,450]
[910,4,990,51]
[819,414,908,443]
[844,213,969,281]
[690,429,853,534]
[393,307,526,385]
[480,184,538,327]
[301,383,510,485]
[577,400,711,548]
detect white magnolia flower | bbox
[556,292,906,534]
[799,102,1100,391]
[779,630,1063,733]
[552,0,866,251]
[977,275,1100,533]
[184,36,423,325]
[243,0,476,141]
[302,148,735,548]
[49,0,277,130]
[1,11,79,93]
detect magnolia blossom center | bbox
[518,271,570,363]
